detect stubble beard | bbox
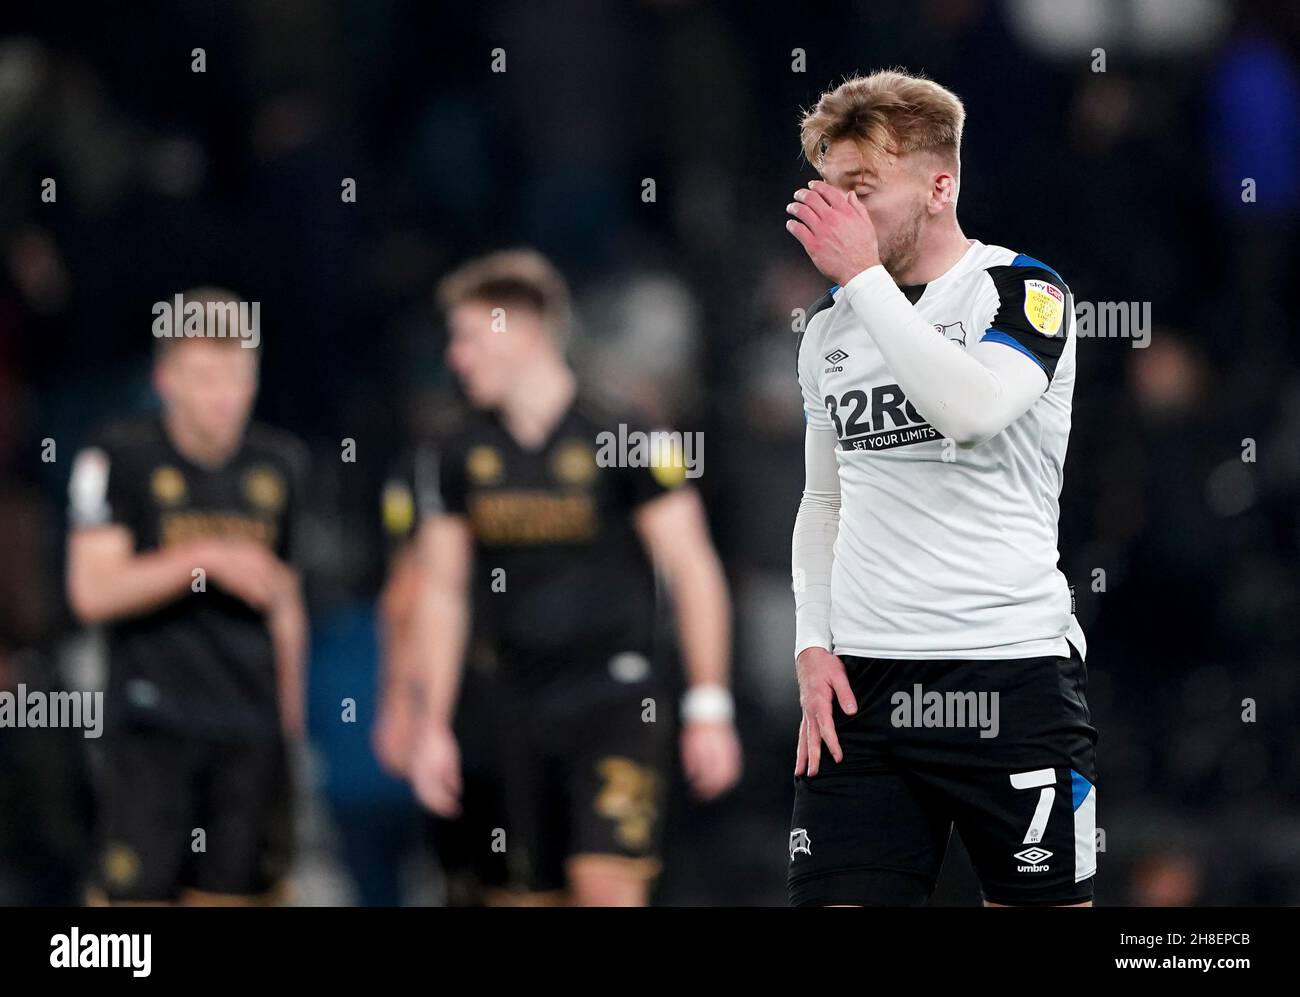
[878,201,927,282]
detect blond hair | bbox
[153,286,256,359]
[436,249,572,343]
[800,70,965,173]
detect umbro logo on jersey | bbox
[824,349,848,372]
[789,828,811,859]
[1014,846,1053,873]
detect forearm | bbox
[842,266,1043,446]
[414,583,469,728]
[378,617,420,713]
[792,427,840,659]
[668,548,732,690]
[269,584,308,734]
[68,542,205,624]
[377,560,421,710]
[792,490,839,658]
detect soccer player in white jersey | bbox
[783,71,1097,907]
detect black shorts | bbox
[493,686,672,894]
[94,729,292,902]
[788,644,1097,907]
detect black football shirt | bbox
[404,398,684,699]
[69,415,308,741]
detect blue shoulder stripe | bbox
[1009,253,1061,280]
[980,329,1048,374]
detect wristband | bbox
[681,684,734,724]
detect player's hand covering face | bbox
[786,179,883,288]
[788,139,947,283]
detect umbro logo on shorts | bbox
[824,349,848,373]
[789,828,811,859]
[1013,846,1052,872]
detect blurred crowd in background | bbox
[2,0,1300,905]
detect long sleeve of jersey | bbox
[841,265,1048,446]
[792,426,840,659]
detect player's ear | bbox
[151,356,171,398]
[930,170,957,213]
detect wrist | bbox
[178,540,219,583]
[841,263,891,297]
[795,642,831,665]
[422,707,455,733]
[681,683,734,725]
[835,258,881,288]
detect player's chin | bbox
[463,383,495,409]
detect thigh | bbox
[189,737,291,898]
[494,713,568,895]
[942,761,1096,906]
[94,731,197,902]
[564,697,671,882]
[905,647,1098,905]
[787,759,952,907]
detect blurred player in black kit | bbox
[374,441,512,905]
[66,287,308,905]
[380,250,741,906]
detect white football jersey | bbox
[798,239,1086,660]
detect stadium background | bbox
[2,0,1299,905]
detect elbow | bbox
[936,414,1002,449]
[946,427,991,449]
[798,489,841,514]
[66,578,109,626]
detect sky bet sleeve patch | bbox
[982,264,1072,382]
[1022,277,1065,336]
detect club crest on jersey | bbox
[551,438,598,487]
[150,466,187,506]
[243,466,287,512]
[101,842,142,889]
[824,349,848,373]
[934,321,967,347]
[1022,279,1064,336]
[382,480,415,537]
[789,827,811,859]
[467,445,503,485]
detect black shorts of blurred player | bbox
[90,729,292,905]
[423,666,513,905]
[484,666,673,906]
[787,644,1097,906]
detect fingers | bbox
[804,179,845,214]
[805,713,822,777]
[785,217,815,252]
[791,186,832,219]
[818,708,843,764]
[687,730,741,800]
[417,765,461,817]
[829,664,859,717]
[682,735,701,786]
[419,780,460,818]
[794,715,807,776]
[446,760,463,802]
[785,199,821,227]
